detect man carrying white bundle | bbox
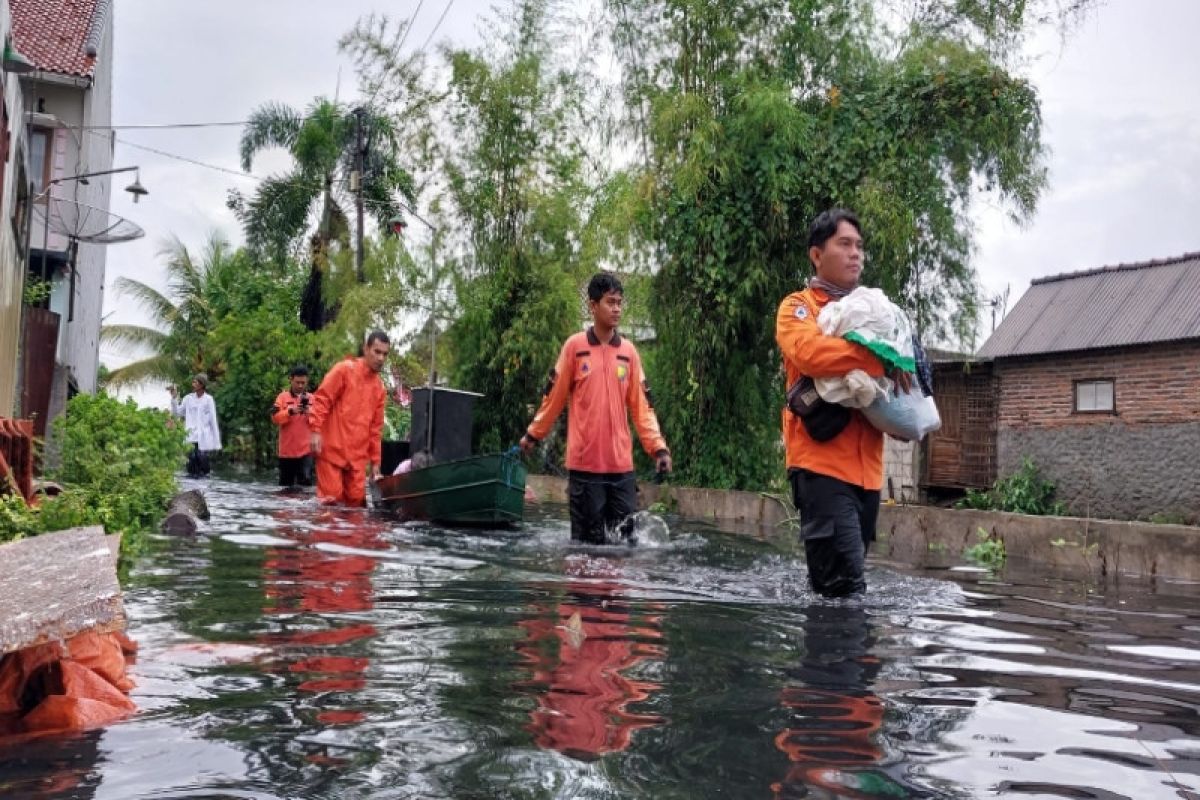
[775,209,913,597]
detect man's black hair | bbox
[289,365,309,378]
[807,208,862,250]
[587,272,624,302]
[366,330,391,347]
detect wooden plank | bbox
[0,526,126,655]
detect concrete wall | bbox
[0,0,28,416]
[882,437,916,502]
[526,475,1200,581]
[22,4,114,404]
[995,343,1200,521]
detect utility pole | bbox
[353,106,366,283]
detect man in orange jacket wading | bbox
[308,331,390,506]
[519,273,672,544]
[775,209,911,597]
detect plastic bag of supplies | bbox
[815,288,915,408]
[861,380,941,442]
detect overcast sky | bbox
[100,0,1200,396]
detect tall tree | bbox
[229,98,417,329]
[101,234,241,389]
[607,0,1093,489]
[437,0,607,452]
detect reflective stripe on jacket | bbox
[307,357,386,469]
[775,288,886,491]
[527,328,668,474]
[271,390,312,459]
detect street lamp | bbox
[42,165,149,202]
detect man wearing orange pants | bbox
[308,331,389,506]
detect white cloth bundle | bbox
[814,287,915,408]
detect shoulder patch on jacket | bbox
[794,304,809,320]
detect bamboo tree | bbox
[606,0,1095,489]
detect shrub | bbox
[0,393,188,553]
[957,457,1066,516]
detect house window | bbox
[1074,379,1115,413]
[29,128,51,198]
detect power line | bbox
[420,0,457,53]
[90,130,262,181]
[118,139,261,181]
[73,119,254,131]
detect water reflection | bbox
[261,507,387,727]
[773,604,919,798]
[4,477,1200,799]
[516,554,666,760]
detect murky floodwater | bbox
[3,475,1200,799]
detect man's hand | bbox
[890,368,914,395]
[367,462,377,481]
[656,452,673,474]
[519,434,537,456]
[310,431,323,454]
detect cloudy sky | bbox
[99,0,1200,392]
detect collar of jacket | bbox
[586,327,622,347]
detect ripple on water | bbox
[5,475,1200,799]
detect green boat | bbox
[374,452,527,526]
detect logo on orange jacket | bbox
[615,363,628,381]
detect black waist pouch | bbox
[786,376,851,442]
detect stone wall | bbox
[525,475,1200,580]
[995,342,1200,521]
[998,423,1200,522]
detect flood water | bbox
[3,475,1200,799]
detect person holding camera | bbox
[270,365,314,489]
[775,209,911,598]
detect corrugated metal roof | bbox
[978,251,1200,358]
[11,0,103,78]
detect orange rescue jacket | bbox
[271,390,313,459]
[308,357,387,470]
[527,328,668,474]
[776,287,887,491]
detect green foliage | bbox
[605,0,1082,489]
[1148,510,1193,526]
[964,527,1006,568]
[957,457,1066,516]
[102,234,246,390]
[0,394,188,553]
[384,404,411,441]
[440,0,603,451]
[23,277,52,306]
[231,98,416,265]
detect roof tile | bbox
[10,0,101,78]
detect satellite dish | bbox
[33,195,145,245]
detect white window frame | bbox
[1074,379,1115,414]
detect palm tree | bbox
[228,98,416,330]
[101,235,237,389]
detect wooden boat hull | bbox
[375,452,527,526]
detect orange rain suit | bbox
[270,390,313,458]
[308,357,386,506]
[526,329,668,473]
[775,287,887,491]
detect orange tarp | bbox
[0,630,138,740]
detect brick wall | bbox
[995,340,1200,521]
[996,341,1200,428]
